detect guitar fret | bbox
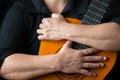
[83,18,99,24]
[90,4,106,13]
[88,7,105,16]
[87,10,103,18]
[96,0,109,6]
[96,0,111,3]
[72,0,111,50]
[85,10,103,22]
[84,15,101,24]
[82,19,100,24]
[83,18,101,24]
[90,4,108,12]
[92,0,109,7]
[82,19,100,25]
[81,20,91,24]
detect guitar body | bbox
[35,18,117,80]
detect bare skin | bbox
[0,41,106,80]
[37,13,120,51]
[44,0,67,13]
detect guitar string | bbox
[83,0,110,24]
[83,0,109,24]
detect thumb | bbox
[63,40,73,48]
[51,13,60,18]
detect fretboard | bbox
[72,0,111,49]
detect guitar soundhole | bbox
[56,72,86,80]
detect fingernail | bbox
[92,73,97,77]
[101,63,104,67]
[103,57,107,61]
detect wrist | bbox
[64,23,77,40]
[53,53,64,72]
[60,23,72,40]
[48,54,59,72]
[48,54,61,72]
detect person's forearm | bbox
[0,53,58,80]
[65,22,120,51]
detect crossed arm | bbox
[0,41,106,80]
[37,13,120,51]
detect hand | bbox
[55,41,107,77]
[37,13,68,40]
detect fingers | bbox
[77,62,105,77]
[82,63,104,69]
[80,48,100,56]
[51,13,60,18]
[38,35,45,40]
[37,29,42,35]
[63,41,73,48]
[79,48,107,62]
[42,18,51,24]
[39,23,47,29]
[37,24,44,35]
[78,69,96,77]
[51,13,66,22]
[37,24,46,40]
[83,56,107,62]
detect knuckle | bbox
[40,23,43,26]
[98,57,103,61]
[93,63,104,68]
[77,50,84,56]
[75,51,80,55]
[39,24,44,28]
[88,56,93,61]
[93,64,100,68]
[75,51,81,56]
[80,70,89,76]
[44,28,49,32]
[86,48,93,53]
[87,63,92,68]
[79,70,85,74]
[42,18,46,22]
[39,24,42,28]
[45,33,49,38]
[80,69,96,77]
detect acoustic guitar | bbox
[34,0,117,80]
[34,18,117,80]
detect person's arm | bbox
[0,53,58,79]
[37,13,120,51]
[0,41,106,80]
[59,21,120,51]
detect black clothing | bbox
[0,0,10,26]
[0,0,17,27]
[0,0,120,79]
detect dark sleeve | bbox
[0,1,27,66]
[0,0,12,26]
[104,0,120,24]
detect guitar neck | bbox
[72,0,111,49]
[82,0,111,25]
